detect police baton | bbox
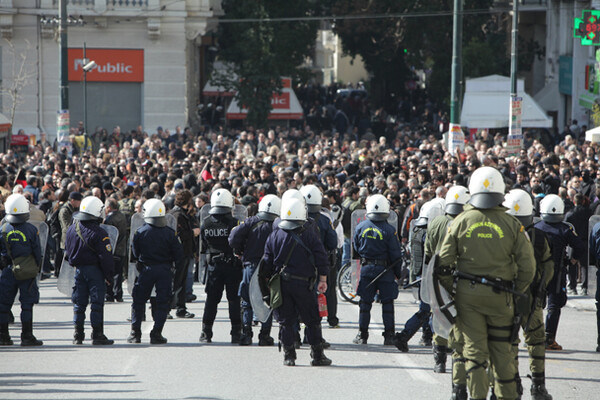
[402,277,422,290]
[453,270,526,298]
[365,257,403,289]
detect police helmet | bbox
[74,196,105,221]
[142,198,167,227]
[300,185,323,213]
[539,194,564,223]
[415,198,446,227]
[445,186,470,216]
[282,189,306,205]
[258,194,281,221]
[5,193,30,223]
[209,188,234,215]
[503,189,534,227]
[468,167,506,209]
[365,194,390,222]
[279,198,307,231]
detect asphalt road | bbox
[0,279,598,400]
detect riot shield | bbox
[28,221,49,280]
[350,209,397,259]
[249,261,272,323]
[233,204,248,221]
[127,213,177,295]
[421,254,456,339]
[57,223,119,296]
[589,215,600,298]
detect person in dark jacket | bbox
[65,196,114,345]
[103,198,128,302]
[564,193,592,295]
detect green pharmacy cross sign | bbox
[575,10,600,45]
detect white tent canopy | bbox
[586,126,600,143]
[202,61,236,97]
[460,75,552,129]
[226,77,303,120]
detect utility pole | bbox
[448,0,464,155]
[507,0,522,156]
[57,0,70,148]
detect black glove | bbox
[136,261,144,273]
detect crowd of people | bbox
[0,87,599,398]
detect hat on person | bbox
[102,182,114,191]
[69,192,83,201]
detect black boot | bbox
[310,343,332,366]
[199,323,213,343]
[283,345,296,366]
[0,322,13,345]
[258,329,274,346]
[449,383,468,400]
[239,326,253,346]
[231,324,242,344]
[150,328,167,344]
[394,330,409,352]
[91,326,114,345]
[419,326,433,347]
[530,375,552,400]
[73,325,84,345]
[383,330,395,346]
[21,322,43,346]
[294,331,302,349]
[127,327,141,344]
[433,345,447,373]
[353,329,368,344]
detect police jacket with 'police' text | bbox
[65,220,114,281]
[353,219,403,278]
[228,215,273,264]
[201,214,237,256]
[0,222,42,267]
[132,223,184,267]
[263,224,329,279]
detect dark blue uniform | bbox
[201,213,241,337]
[308,212,338,252]
[0,222,42,324]
[263,224,329,347]
[131,223,183,331]
[353,218,403,333]
[588,222,600,349]
[229,215,273,330]
[65,220,114,328]
[534,220,585,342]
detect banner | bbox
[507,96,523,156]
[448,123,465,155]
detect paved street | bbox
[1,279,598,400]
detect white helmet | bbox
[143,198,167,227]
[445,185,470,216]
[366,194,390,222]
[540,194,564,223]
[5,193,30,223]
[503,189,534,226]
[415,198,446,227]
[75,196,105,221]
[209,188,234,215]
[258,194,281,221]
[300,185,323,213]
[279,197,307,231]
[281,189,306,205]
[468,166,506,209]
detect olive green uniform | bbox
[425,214,466,385]
[439,205,535,400]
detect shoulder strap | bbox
[251,220,266,232]
[75,221,97,255]
[290,230,315,267]
[282,241,297,268]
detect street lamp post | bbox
[82,43,96,150]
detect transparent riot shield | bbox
[57,223,119,296]
[28,221,49,280]
[249,261,272,323]
[233,204,248,221]
[588,215,600,298]
[127,213,177,295]
[421,254,456,339]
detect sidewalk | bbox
[565,294,596,312]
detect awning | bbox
[534,81,560,112]
[202,61,236,97]
[585,126,600,143]
[460,75,553,129]
[226,77,303,120]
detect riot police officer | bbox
[438,166,535,400]
[424,186,470,398]
[128,198,184,344]
[229,194,280,346]
[395,198,445,352]
[65,196,115,345]
[534,194,585,351]
[352,194,403,346]
[200,188,242,343]
[504,189,553,400]
[263,197,331,366]
[0,194,43,346]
